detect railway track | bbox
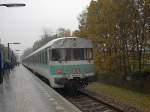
[29,69,122,112]
[61,90,122,112]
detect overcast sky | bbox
[0,0,91,55]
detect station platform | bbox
[0,65,81,112]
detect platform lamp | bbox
[0,3,25,7]
[0,3,25,60]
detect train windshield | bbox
[51,48,93,61]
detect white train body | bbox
[23,37,95,88]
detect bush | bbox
[96,72,123,86]
[96,71,150,93]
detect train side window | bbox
[35,55,36,63]
[52,49,60,61]
[66,49,71,60]
[40,53,42,63]
[45,51,47,64]
[44,51,47,64]
[39,53,40,63]
[42,53,44,63]
[36,54,38,63]
[84,49,87,60]
[41,53,43,63]
[80,48,84,60]
[39,54,41,63]
[60,49,66,61]
[32,56,33,63]
[33,56,34,63]
[42,52,46,63]
[38,53,40,63]
[87,48,93,60]
[37,54,38,63]
[72,49,79,60]
[34,55,36,63]
[49,50,51,61]
[72,48,84,60]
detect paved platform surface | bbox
[0,65,81,112]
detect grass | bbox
[87,82,150,112]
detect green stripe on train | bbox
[39,64,94,76]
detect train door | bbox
[51,49,66,75]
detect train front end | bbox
[49,37,95,89]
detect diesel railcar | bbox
[22,37,95,89]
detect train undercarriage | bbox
[55,76,95,90]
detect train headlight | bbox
[56,69,63,75]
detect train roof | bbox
[23,37,92,60]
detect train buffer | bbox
[0,65,81,112]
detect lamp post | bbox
[0,3,25,70]
[0,3,25,60]
[8,42,21,61]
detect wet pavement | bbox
[0,65,81,112]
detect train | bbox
[22,37,95,90]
